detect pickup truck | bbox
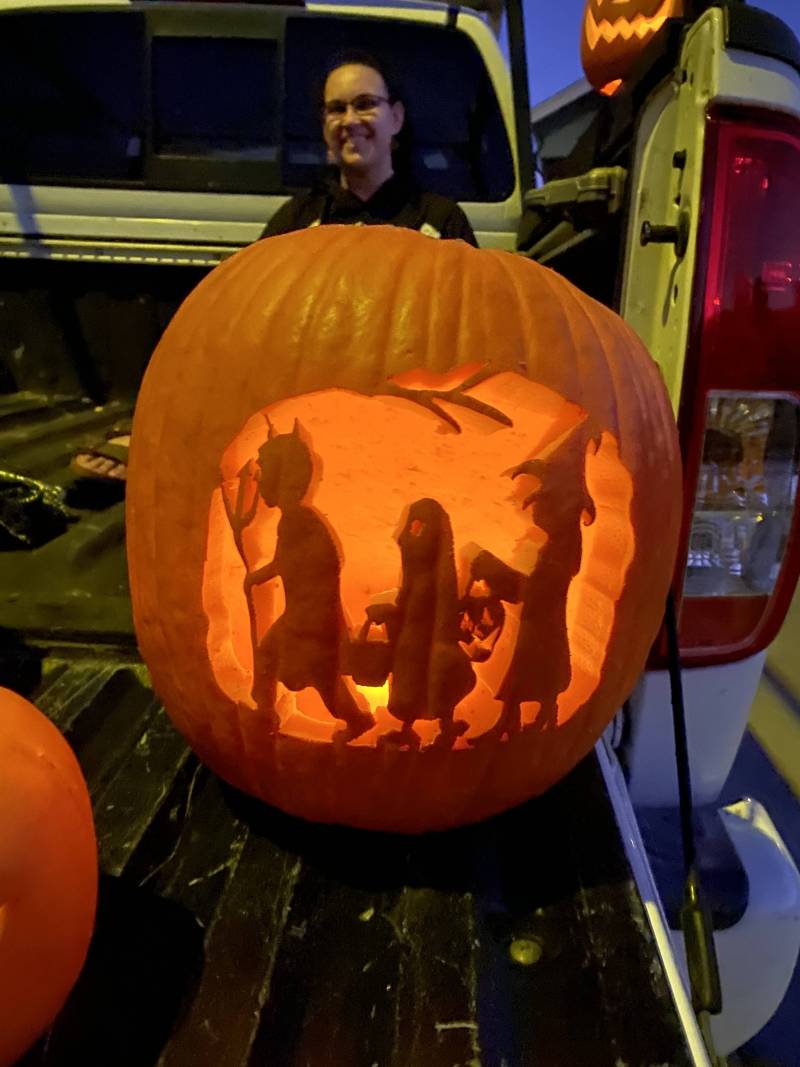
[1,1,799,1063]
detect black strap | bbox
[664,591,726,1063]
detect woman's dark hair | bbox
[318,49,403,107]
[317,49,414,177]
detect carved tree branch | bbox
[374,368,513,434]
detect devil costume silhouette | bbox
[244,421,373,741]
[469,421,597,744]
[368,498,475,750]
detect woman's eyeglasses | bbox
[322,94,390,121]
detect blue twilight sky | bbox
[522,0,800,103]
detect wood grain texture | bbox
[17,656,694,1067]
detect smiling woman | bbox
[322,62,404,194]
[261,51,477,244]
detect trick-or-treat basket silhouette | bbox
[348,619,393,688]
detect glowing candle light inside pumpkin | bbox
[354,680,391,714]
[207,369,635,752]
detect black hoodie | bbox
[261,172,477,245]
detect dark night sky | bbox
[521,0,800,102]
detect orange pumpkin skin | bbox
[127,226,681,832]
[581,0,683,91]
[0,688,97,1066]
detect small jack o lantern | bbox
[581,0,684,92]
[127,226,681,832]
[0,688,97,1066]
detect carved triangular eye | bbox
[292,418,302,437]
[581,0,682,90]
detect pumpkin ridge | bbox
[428,234,473,376]
[131,253,265,742]
[476,248,513,380]
[561,282,629,444]
[378,228,419,383]
[496,251,593,408]
[563,300,679,770]
[533,262,652,469]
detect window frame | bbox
[144,4,289,194]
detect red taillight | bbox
[674,108,800,666]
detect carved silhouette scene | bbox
[364,498,475,751]
[207,368,633,751]
[466,418,599,744]
[223,420,373,742]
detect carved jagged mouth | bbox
[584,0,675,50]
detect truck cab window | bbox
[152,36,279,162]
[0,12,145,183]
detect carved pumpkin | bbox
[127,225,681,832]
[0,688,97,1066]
[580,0,684,92]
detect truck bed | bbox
[1,650,694,1067]
[1,394,696,1067]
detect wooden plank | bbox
[248,811,483,1067]
[0,391,80,423]
[250,868,407,1067]
[33,659,119,730]
[63,668,162,799]
[389,888,481,1067]
[93,706,193,877]
[106,764,259,941]
[157,833,300,1067]
[0,401,129,458]
[470,759,695,1067]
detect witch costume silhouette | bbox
[367,498,476,750]
[243,421,373,741]
[469,420,598,744]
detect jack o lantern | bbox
[127,225,681,832]
[580,0,684,92]
[0,688,97,1066]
